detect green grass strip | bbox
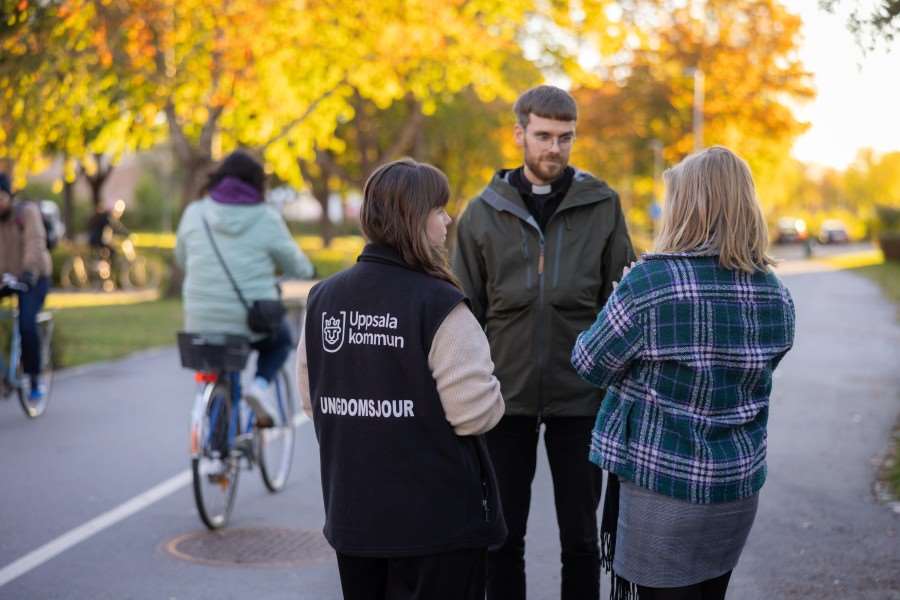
[53,299,183,368]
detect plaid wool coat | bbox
[572,252,795,504]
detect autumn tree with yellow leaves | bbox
[570,0,814,231]
[2,0,833,244]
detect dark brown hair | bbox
[513,85,578,128]
[360,158,460,288]
[204,149,265,196]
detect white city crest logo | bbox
[322,311,347,353]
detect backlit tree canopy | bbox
[2,0,539,205]
[1,0,828,240]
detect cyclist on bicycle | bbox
[176,151,314,427]
[0,172,51,401]
[87,198,129,260]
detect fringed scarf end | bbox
[600,530,615,572]
[610,574,638,600]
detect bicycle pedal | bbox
[233,435,254,454]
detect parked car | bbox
[776,217,808,244]
[818,219,850,244]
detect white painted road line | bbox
[0,469,191,587]
[0,416,311,589]
[0,470,192,588]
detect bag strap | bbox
[202,216,250,310]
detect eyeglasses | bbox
[530,132,575,150]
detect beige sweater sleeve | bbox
[429,302,504,436]
[297,327,313,418]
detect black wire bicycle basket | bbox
[177,332,251,372]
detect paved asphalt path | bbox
[1,258,897,599]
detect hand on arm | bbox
[572,279,643,389]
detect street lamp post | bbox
[685,67,705,152]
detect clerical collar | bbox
[509,166,574,198]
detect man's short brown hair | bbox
[513,85,578,128]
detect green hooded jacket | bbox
[452,169,635,418]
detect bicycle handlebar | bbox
[1,273,28,293]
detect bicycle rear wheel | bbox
[257,368,296,492]
[192,380,240,529]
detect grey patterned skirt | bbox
[613,481,759,588]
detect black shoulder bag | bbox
[202,217,286,336]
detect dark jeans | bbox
[337,548,487,600]
[486,416,603,600]
[635,571,732,600]
[17,276,49,377]
[250,320,293,382]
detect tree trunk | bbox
[314,188,333,247]
[88,177,104,210]
[62,178,75,239]
[299,151,335,248]
[80,155,114,210]
[0,158,13,179]
[179,156,213,210]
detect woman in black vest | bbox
[298,158,507,600]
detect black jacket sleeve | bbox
[599,192,636,307]
[451,201,488,326]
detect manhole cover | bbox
[165,528,333,567]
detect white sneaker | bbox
[244,377,281,428]
[203,458,227,479]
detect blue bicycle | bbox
[177,331,297,529]
[0,275,54,419]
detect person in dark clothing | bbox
[452,85,636,600]
[87,199,129,258]
[298,159,507,600]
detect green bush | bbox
[287,219,361,238]
[129,172,178,232]
[875,205,900,234]
[18,180,60,202]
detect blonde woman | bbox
[572,146,795,600]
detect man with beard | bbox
[453,86,635,600]
[0,173,52,402]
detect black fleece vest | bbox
[305,243,506,556]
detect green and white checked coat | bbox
[572,252,795,504]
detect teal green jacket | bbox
[573,253,795,503]
[175,197,313,339]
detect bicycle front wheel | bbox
[257,368,296,492]
[192,380,240,529]
[60,256,90,290]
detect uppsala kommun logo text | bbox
[322,311,347,353]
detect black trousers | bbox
[336,548,487,600]
[635,571,732,600]
[486,416,603,600]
